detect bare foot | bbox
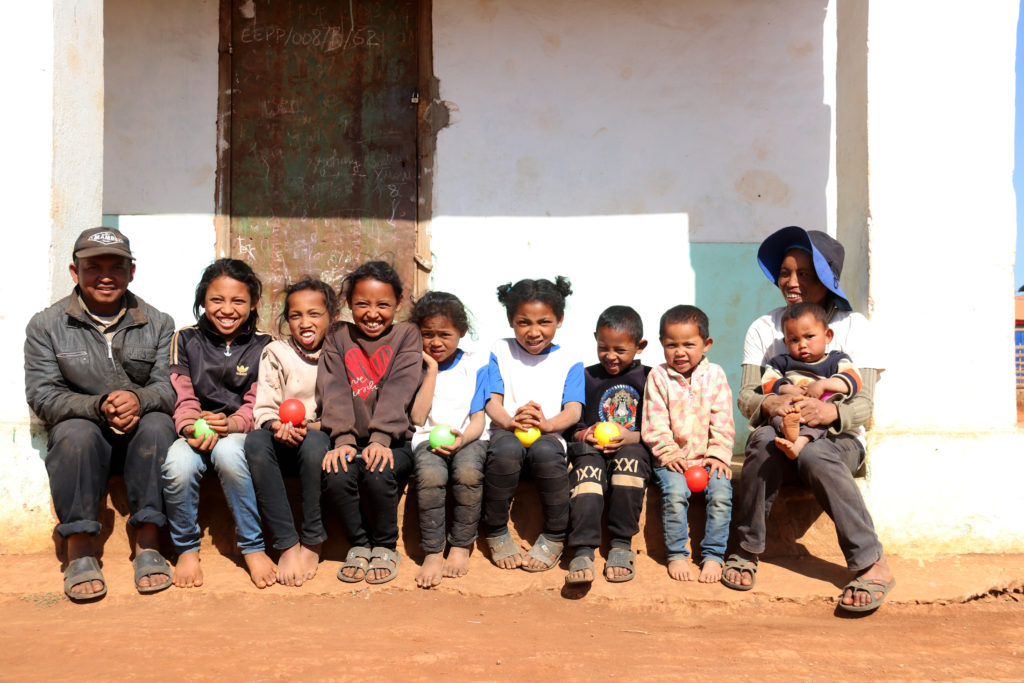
[723,549,758,588]
[66,533,104,596]
[416,552,444,588]
[775,437,799,459]
[782,409,800,441]
[442,546,471,578]
[244,551,278,589]
[277,544,305,587]
[173,552,204,588]
[300,543,322,581]
[134,523,169,591]
[699,559,722,583]
[667,558,694,581]
[842,555,895,609]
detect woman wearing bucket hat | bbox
[722,226,894,613]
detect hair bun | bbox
[554,275,573,298]
[495,282,513,304]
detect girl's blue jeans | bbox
[162,433,265,555]
[653,464,732,565]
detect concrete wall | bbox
[102,0,220,329]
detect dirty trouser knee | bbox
[46,419,113,537]
[605,442,651,547]
[360,443,413,550]
[414,440,486,553]
[46,415,173,538]
[448,439,486,548]
[414,442,450,554]
[525,435,570,541]
[796,435,882,571]
[735,425,881,571]
[566,443,608,550]
[246,428,330,551]
[481,430,526,534]
[322,442,413,551]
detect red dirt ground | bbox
[2,551,1022,681]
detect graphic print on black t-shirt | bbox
[345,345,393,399]
[599,384,642,431]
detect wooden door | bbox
[225,0,420,327]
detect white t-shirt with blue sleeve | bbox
[411,349,490,449]
[487,338,585,447]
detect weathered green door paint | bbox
[228,0,418,326]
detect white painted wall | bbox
[862,2,1024,555]
[429,0,833,364]
[103,0,220,329]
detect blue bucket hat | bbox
[757,226,851,311]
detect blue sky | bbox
[1016,1,1023,289]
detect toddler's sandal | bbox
[365,547,401,585]
[485,531,522,568]
[337,546,372,583]
[522,534,563,573]
[604,548,636,583]
[564,555,594,585]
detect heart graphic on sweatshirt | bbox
[344,345,393,399]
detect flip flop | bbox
[133,549,172,594]
[605,547,636,583]
[337,546,372,583]
[564,555,594,585]
[63,556,107,602]
[838,575,896,613]
[485,531,523,568]
[721,553,757,591]
[365,547,401,585]
[522,534,563,573]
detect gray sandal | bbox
[64,556,106,602]
[338,546,372,583]
[365,547,401,585]
[564,555,594,584]
[522,534,563,573]
[486,531,523,568]
[605,548,636,583]
[133,549,171,594]
[721,553,758,591]
[838,576,895,613]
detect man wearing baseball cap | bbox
[24,227,177,600]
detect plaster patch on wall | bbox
[735,169,790,205]
[646,171,674,197]
[474,0,499,24]
[541,31,561,55]
[533,108,562,133]
[239,0,255,20]
[787,40,815,59]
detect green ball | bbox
[429,425,456,449]
[193,418,215,439]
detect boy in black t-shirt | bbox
[564,306,653,584]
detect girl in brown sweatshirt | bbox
[316,261,422,585]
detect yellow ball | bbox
[594,421,622,447]
[514,427,541,447]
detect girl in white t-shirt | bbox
[407,292,489,588]
[482,276,584,572]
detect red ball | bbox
[279,398,306,426]
[684,465,709,493]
